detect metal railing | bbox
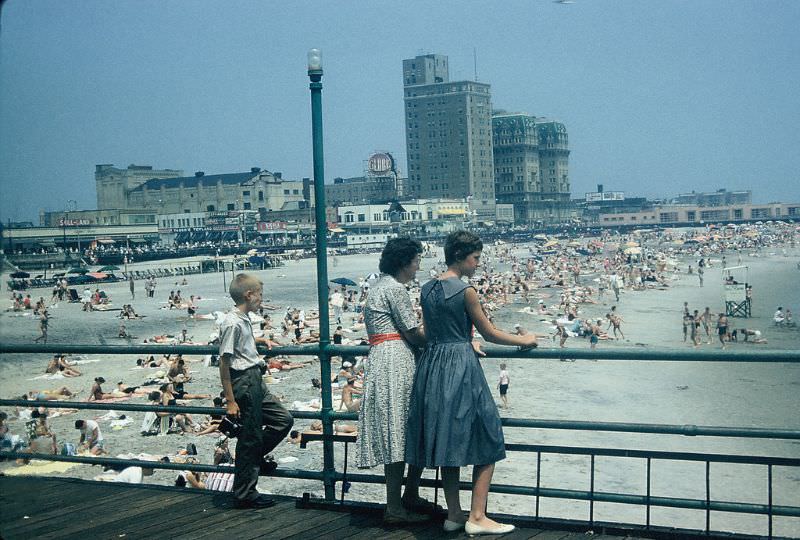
[1,343,799,539]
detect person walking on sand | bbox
[716,312,729,349]
[498,363,510,409]
[606,309,625,340]
[701,307,713,344]
[682,309,693,342]
[405,230,536,535]
[129,276,135,300]
[691,310,701,347]
[34,310,49,343]
[218,273,293,509]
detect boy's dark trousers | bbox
[230,365,294,503]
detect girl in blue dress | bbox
[405,230,537,535]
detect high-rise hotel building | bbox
[492,112,571,224]
[402,54,496,218]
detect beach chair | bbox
[205,464,235,492]
[159,415,170,436]
[68,288,80,302]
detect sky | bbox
[1,0,799,223]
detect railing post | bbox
[705,460,711,534]
[535,451,541,519]
[646,457,651,529]
[308,48,335,502]
[589,454,595,525]
[768,464,773,539]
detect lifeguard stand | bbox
[723,265,751,317]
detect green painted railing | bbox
[1,342,799,539]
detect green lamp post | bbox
[308,48,335,501]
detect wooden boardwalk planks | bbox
[0,476,633,540]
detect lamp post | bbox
[307,48,335,501]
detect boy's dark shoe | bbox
[259,456,278,476]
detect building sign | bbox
[257,221,287,231]
[368,153,395,175]
[58,218,91,226]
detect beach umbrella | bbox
[87,272,108,279]
[624,247,642,255]
[68,267,89,274]
[331,277,357,287]
[98,265,120,272]
[246,248,258,256]
[10,271,30,279]
[624,241,639,248]
[567,241,582,248]
[543,240,560,248]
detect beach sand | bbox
[1,242,799,536]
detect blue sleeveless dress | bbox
[405,277,506,467]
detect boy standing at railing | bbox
[219,273,293,509]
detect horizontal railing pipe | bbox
[0,451,324,481]
[2,399,798,440]
[0,399,323,420]
[1,343,798,363]
[320,471,800,518]
[504,444,800,466]
[501,418,800,439]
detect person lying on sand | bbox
[287,420,357,444]
[45,354,81,377]
[29,386,76,401]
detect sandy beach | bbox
[1,233,799,536]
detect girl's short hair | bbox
[378,237,423,275]
[444,230,483,265]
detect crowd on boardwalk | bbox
[2,221,799,533]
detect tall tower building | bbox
[492,112,571,224]
[403,54,496,218]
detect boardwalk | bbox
[0,476,649,540]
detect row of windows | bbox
[161,217,206,228]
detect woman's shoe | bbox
[464,520,515,536]
[383,509,429,525]
[443,519,466,532]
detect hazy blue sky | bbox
[1,0,798,223]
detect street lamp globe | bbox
[307,48,322,74]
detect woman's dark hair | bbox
[148,390,161,401]
[95,377,105,384]
[444,230,483,266]
[378,237,423,275]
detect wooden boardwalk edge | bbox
[0,475,787,540]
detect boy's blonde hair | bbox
[229,273,262,305]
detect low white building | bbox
[336,199,469,226]
[346,233,393,249]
